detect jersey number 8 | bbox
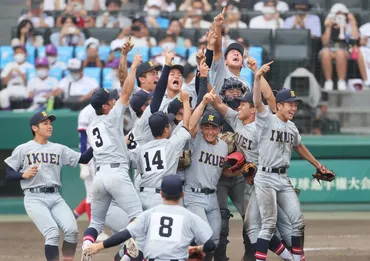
[159,216,173,237]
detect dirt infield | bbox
[0,218,369,261]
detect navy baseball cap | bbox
[169,64,185,75]
[161,174,183,196]
[235,92,253,103]
[130,90,153,113]
[276,89,302,103]
[90,88,119,110]
[136,61,162,79]
[167,97,183,115]
[149,111,176,132]
[30,111,56,127]
[225,42,244,58]
[200,111,223,127]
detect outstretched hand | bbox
[121,35,134,56]
[255,61,273,79]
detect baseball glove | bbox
[223,151,246,172]
[240,162,257,185]
[177,150,191,171]
[312,166,336,184]
[218,132,236,154]
[188,248,204,261]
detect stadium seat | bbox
[98,46,111,62]
[127,47,149,63]
[38,46,73,64]
[150,46,164,58]
[248,46,263,68]
[27,67,63,81]
[240,67,253,86]
[306,0,328,10]
[102,68,113,89]
[83,67,102,85]
[0,45,35,69]
[74,46,86,61]
[180,29,198,46]
[237,29,273,56]
[27,68,36,81]
[175,47,187,58]
[85,28,121,45]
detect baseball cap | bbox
[276,89,302,103]
[13,44,27,52]
[167,97,183,115]
[225,42,244,58]
[161,174,183,196]
[35,57,49,67]
[200,111,223,127]
[130,90,153,113]
[45,44,57,55]
[147,0,161,7]
[110,39,123,51]
[169,64,184,75]
[30,111,56,127]
[136,61,163,79]
[149,111,175,133]
[84,37,99,50]
[235,92,253,103]
[68,58,82,71]
[90,88,119,110]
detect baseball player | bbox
[185,89,229,261]
[4,111,94,261]
[85,175,216,260]
[252,62,328,261]
[131,90,191,210]
[80,47,143,260]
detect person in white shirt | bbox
[254,0,289,13]
[225,4,247,29]
[27,57,59,111]
[357,22,370,89]
[45,44,67,71]
[19,1,55,28]
[249,0,284,30]
[49,58,99,103]
[181,0,212,29]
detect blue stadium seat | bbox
[83,67,102,85]
[102,68,113,89]
[74,46,86,61]
[150,47,163,58]
[27,67,64,81]
[188,46,198,57]
[37,46,74,64]
[174,47,187,58]
[27,68,36,81]
[127,47,149,63]
[240,68,253,87]
[248,46,263,68]
[26,46,36,65]
[99,46,111,62]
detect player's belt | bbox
[261,167,287,174]
[25,187,59,193]
[191,187,216,195]
[96,163,120,172]
[140,187,161,193]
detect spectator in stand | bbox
[249,0,284,30]
[82,37,104,68]
[105,40,122,65]
[19,0,55,28]
[179,0,212,12]
[50,15,86,46]
[113,17,157,47]
[284,0,321,38]
[145,0,170,29]
[26,57,59,111]
[144,0,177,12]
[224,3,247,29]
[187,36,207,67]
[45,44,67,71]
[49,58,98,103]
[95,0,132,28]
[105,58,121,90]
[15,20,44,47]
[154,32,186,66]
[167,19,192,48]
[254,0,289,13]
[356,22,370,89]
[180,0,212,29]
[320,3,359,91]
[56,0,94,28]
[43,0,66,11]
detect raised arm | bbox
[196,59,210,107]
[118,35,132,86]
[189,88,216,137]
[211,95,228,117]
[213,7,225,62]
[150,49,175,113]
[119,50,142,106]
[180,90,191,130]
[205,29,217,67]
[253,61,273,113]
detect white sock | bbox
[279,248,293,260]
[82,240,92,249]
[293,254,302,261]
[121,255,130,261]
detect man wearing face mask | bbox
[283,0,321,38]
[50,58,99,106]
[145,0,170,29]
[45,44,67,71]
[254,0,289,13]
[249,0,284,30]
[26,57,59,111]
[181,0,212,29]
[95,0,132,28]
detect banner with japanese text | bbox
[288,159,370,203]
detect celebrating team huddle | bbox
[4,7,336,261]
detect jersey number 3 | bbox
[92,128,103,147]
[88,123,111,151]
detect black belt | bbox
[96,163,120,172]
[148,259,178,261]
[262,167,287,174]
[26,187,59,193]
[140,187,161,193]
[191,187,216,195]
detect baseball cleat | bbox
[81,248,92,261]
[126,238,139,258]
[96,232,110,242]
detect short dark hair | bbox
[31,123,39,137]
[61,15,78,25]
[162,192,182,201]
[151,123,169,138]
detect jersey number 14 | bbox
[142,148,166,173]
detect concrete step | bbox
[326,90,370,109]
[340,127,370,135]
